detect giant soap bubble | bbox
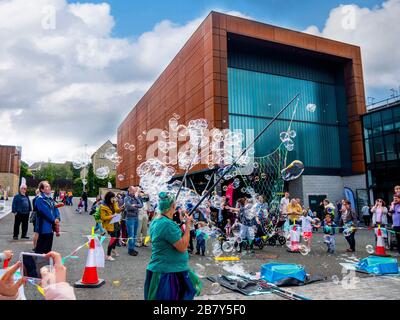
[281,160,304,181]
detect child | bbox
[75,198,83,214]
[300,210,314,248]
[225,218,232,237]
[195,221,207,256]
[323,214,337,254]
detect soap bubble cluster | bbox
[95,166,110,179]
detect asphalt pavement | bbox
[1,197,399,300]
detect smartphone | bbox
[20,252,54,280]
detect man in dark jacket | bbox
[124,186,143,256]
[35,181,61,254]
[12,184,32,240]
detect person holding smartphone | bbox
[0,251,76,300]
[371,199,388,227]
[100,191,124,261]
[388,193,400,254]
[34,181,61,254]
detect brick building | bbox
[117,11,366,208]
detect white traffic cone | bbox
[74,237,105,288]
[287,223,300,253]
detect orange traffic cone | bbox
[287,224,300,253]
[74,238,105,288]
[374,226,390,257]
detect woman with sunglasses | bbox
[371,199,388,228]
[144,192,201,300]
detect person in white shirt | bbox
[300,210,315,248]
[279,192,290,225]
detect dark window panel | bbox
[384,134,397,161]
[371,112,382,137]
[372,136,385,162]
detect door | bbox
[308,195,327,219]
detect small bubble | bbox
[124,143,130,149]
[194,263,206,278]
[366,245,374,254]
[128,145,135,152]
[137,155,142,161]
[117,174,125,181]
[138,135,143,141]
[211,283,221,295]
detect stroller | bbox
[255,220,286,247]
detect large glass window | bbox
[363,114,372,139]
[382,109,394,133]
[365,139,373,163]
[384,134,397,161]
[394,108,400,130]
[371,112,382,137]
[372,136,385,162]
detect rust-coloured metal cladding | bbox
[117,11,366,189]
[0,145,20,175]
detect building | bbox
[117,11,366,208]
[0,145,21,196]
[362,97,400,203]
[82,140,117,179]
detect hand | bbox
[185,213,193,225]
[2,250,13,260]
[41,251,66,287]
[0,262,25,297]
[55,219,60,225]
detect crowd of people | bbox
[2,179,400,301]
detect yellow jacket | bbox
[286,203,302,222]
[100,202,122,232]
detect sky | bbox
[0,0,399,165]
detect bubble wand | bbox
[188,93,300,216]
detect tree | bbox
[20,161,33,184]
[35,163,56,184]
[73,178,83,196]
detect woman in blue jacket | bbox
[35,181,60,254]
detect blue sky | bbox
[67,0,383,38]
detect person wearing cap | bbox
[11,184,32,240]
[144,192,202,300]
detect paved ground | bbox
[1,197,399,300]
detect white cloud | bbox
[0,0,249,165]
[303,0,400,97]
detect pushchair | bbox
[253,222,286,248]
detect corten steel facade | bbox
[0,145,21,196]
[117,11,366,189]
